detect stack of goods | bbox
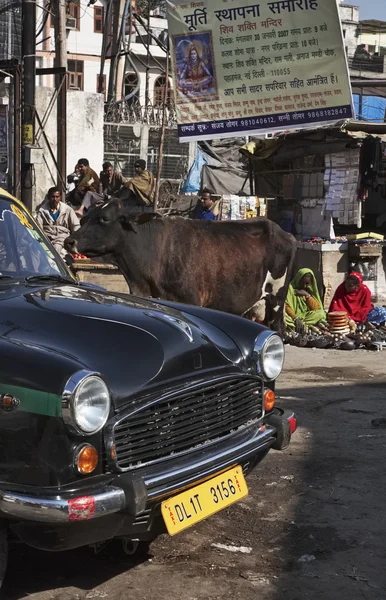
[246,197,258,219]
[327,311,351,340]
[220,196,267,220]
[301,236,348,245]
[346,232,384,243]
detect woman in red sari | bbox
[329,272,372,324]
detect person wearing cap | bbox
[124,159,156,206]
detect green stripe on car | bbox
[1,384,62,417]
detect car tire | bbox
[0,523,8,589]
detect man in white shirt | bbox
[36,187,80,257]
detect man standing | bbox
[196,190,217,221]
[36,187,80,257]
[124,159,155,206]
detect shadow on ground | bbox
[2,541,151,599]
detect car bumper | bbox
[0,408,296,526]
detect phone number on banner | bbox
[178,105,353,139]
[240,107,350,126]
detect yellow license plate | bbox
[161,466,248,536]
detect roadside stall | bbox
[241,123,386,307]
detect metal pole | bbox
[107,0,122,103]
[54,0,67,194]
[98,0,110,94]
[7,10,14,193]
[249,158,254,195]
[154,56,169,211]
[14,66,21,198]
[21,0,36,211]
[145,9,151,110]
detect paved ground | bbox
[3,347,386,600]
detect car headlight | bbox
[254,332,284,381]
[63,371,110,435]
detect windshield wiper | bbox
[24,274,77,285]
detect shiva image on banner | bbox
[172,31,219,104]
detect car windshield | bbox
[0,197,69,280]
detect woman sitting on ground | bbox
[285,268,327,332]
[329,272,386,326]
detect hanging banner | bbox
[167,0,353,142]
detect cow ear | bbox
[119,214,138,233]
[119,212,161,233]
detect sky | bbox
[351,0,386,21]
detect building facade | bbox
[37,0,111,97]
[36,0,170,107]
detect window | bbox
[343,29,346,38]
[97,74,107,101]
[67,60,84,90]
[66,0,80,30]
[124,73,139,105]
[153,75,172,107]
[94,5,104,33]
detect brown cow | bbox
[66,200,296,335]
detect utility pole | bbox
[21,0,36,211]
[6,8,14,194]
[53,0,67,194]
[145,9,151,110]
[154,54,169,211]
[107,0,125,103]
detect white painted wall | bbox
[34,87,104,210]
[360,31,386,53]
[339,3,359,57]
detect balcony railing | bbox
[348,55,386,74]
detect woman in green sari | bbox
[285,268,326,332]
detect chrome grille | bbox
[113,376,263,470]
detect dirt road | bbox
[3,347,386,600]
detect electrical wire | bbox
[117,0,141,104]
[130,19,165,71]
[36,0,52,38]
[134,12,168,53]
[36,34,51,46]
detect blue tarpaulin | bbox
[353,94,386,122]
[182,148,208,193]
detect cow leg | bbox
[244,298,267,323]
[243,269,288,334]
[265,270,290,337]
[267,301,285,337]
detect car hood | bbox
[0,284,246,408]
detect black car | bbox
[0,191,296,586]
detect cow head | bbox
[65,199,161,257]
